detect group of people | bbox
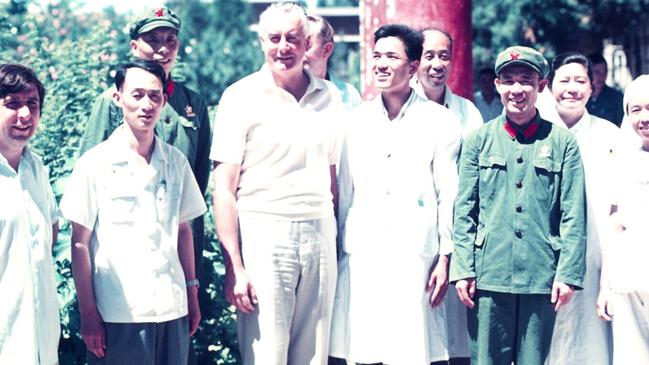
[0,2,647,365]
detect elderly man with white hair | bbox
[210,2,343,365]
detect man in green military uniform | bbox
[449,46,586,365]
[80,7,211,302]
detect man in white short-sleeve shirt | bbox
[0,64,60,365]
[210,3,342,365]
[61,60,206,365]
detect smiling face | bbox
[0,84,40,151]
[418,30,452,91]
[551,62,592,114]
[259,11,309,76]
[627,92,649,148]
[131,27,179,77]
[495,65,547,124]
[113,67,166,134]
[372,36,418,93]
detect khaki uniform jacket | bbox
[449,113,587,294]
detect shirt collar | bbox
[567,109,592,135]
[376,88,416,122]
[0,147,33,176]
[257,64,324,99]
[106,124,168,165]
[166,79,175,97]
[503,111,541,139]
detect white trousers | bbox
[237,214,337,365]
[612,291,649,365]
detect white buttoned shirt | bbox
[0,148,60,365]
[210,66,343,220]
[60,126,207,323]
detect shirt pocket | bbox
[478,154,507,201]
[533,157,562,194]
[103,190,137,225]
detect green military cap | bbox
[494,46,549,78]
[129,7,181,39]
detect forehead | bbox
[1,84,39,103]
[554,62,588,77]
[374,36,407,54]
[422,30,450,51]
[122,68,163,89]
[261,11,305,36]
[499,65,539,79]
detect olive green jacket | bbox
[449,113,586,294]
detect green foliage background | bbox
[2,0,648,364]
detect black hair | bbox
[587,52,607,66]
[478,67,496,78]
[0,63,45,113]
[549,52,593,88]
[374,24,423,61]
[114,60,167,94]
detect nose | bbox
[511,82,524,93]
[16,105,32,122]
[141,96,155,110]
[278,36,290,52]
[431,56,443,69]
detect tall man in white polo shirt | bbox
[61,60,206,365]
[0,64,60,365]
[211,3,342,365]
[414,27,483,365]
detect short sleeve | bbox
[59,155,98,230]
[178,157,207,224]
[209,87,248,165]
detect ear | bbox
[112,88,122,108]
[409,60,420,76]
[305,34,311,52]
[494,77,501,92]
[130,39,139,56]
[538,79,548,93]
[322,42,334,58]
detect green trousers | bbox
[467,290,556,365]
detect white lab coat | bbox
[545,111,617,365]
[329,91,461,364]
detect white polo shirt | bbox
[210,66,343,220]
[0,148,60,365]
[60,125,207,323]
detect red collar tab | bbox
[504,118,539,139]
[155,8,165,17]
[166,79,175,97]
[510,52,520,60]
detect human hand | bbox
[427,255,449,308]
[80,308,106,358]
[551,281,575,311]
[225,267,257,313]
[456,278,476,308]
[596,289,613,321]
[187,286,201,335]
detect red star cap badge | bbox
[510,52,520,60]
[155,8,165,17]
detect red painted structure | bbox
[361,0,473,100]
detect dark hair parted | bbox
[374,24,423,61]
[421,27,453,54]
[0,63,45,112]
[549,52,593,89]
[114,60,167,93]
[588,52,607,66]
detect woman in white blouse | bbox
[544,52,617,365]
[597,74,649,365]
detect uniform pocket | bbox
[478,154,507,200]
[104,193,137,224]
[533,157,561,192]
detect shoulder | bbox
[160,140,191,167]
[174,83,207,107]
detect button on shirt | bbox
[210,65,343,220]
[60,126,207,323]
[0,149,60,365]
[450,113,587,294]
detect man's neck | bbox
[423,84,446,105]
[481,89,495,103]
[507,110,537,127]
[382,87,412,121]
[0,143,24,172]
[272,69,309,102]
[123,124,155,163]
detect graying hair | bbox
[307,14,334,44]
[258,2,309,37]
